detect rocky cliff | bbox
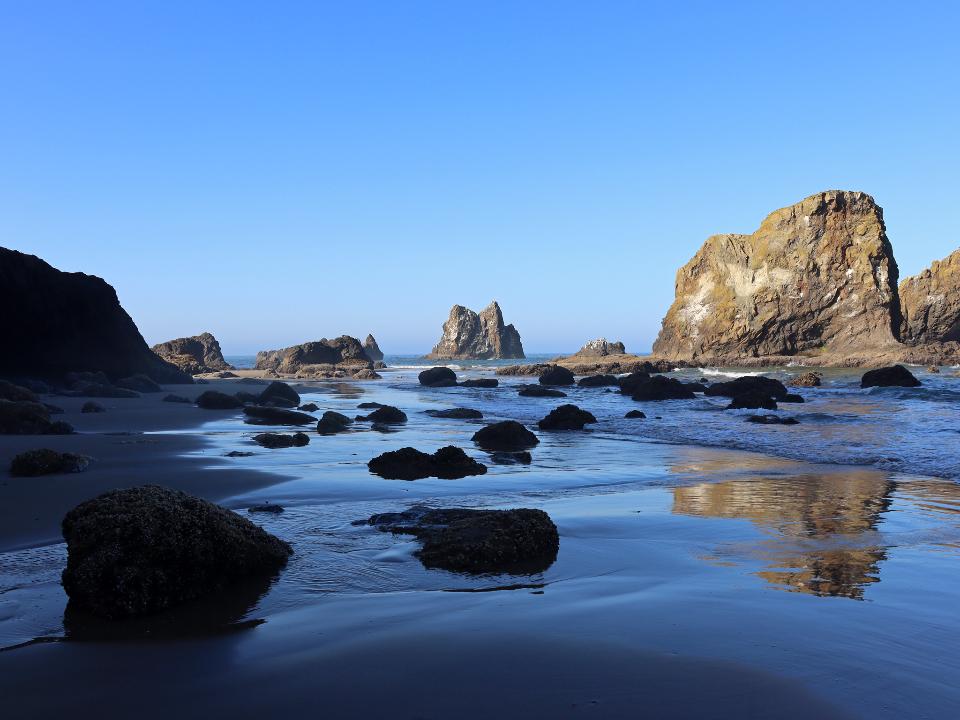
[0,247,190,383]
[152,332,233,374]
[255,336,372,374]
[363,334,384,362]
[653,191,902,363]
[427,301,525,360]
[899,248,960,343]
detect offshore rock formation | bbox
[152,333,233,374]
[653,191,902,364]
[428,301,524,360]
[570,338,626,357]
[363,334,385,362]
[899,248,960,343]
[255,336,373,374]
[0,248,190,383]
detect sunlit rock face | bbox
[427,301,524,360]
[653,191,902,363]
[899,248,960,343]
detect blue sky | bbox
[2,2,958,355]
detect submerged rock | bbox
[704,376,789,400]
[518,384,567,398]
[356,405,408,424]
[781,393,805,403]
[357,401,387,409]
[195,390,243,410]
[538,366,575,386]
[537,404,597,431]
[365,505,559,574]
[81,401,106,413]
[459,378,498,388]
[861,365,921,388]
[316,411,353,434]
[625,410,647,419]
[299,403,319,412]
[747,415,800,425]
[10,448,91,476]
[248,503,284,514]
[489,451,532,465]
[727,392,778,410]
[258,381,300,407]
[152,332,233,374]
[425,408,484,419]
[61,485,292,618]
[368,446,487,480]
[162,393,192,403]
[427,301,525,360]
[472,420,539,451]
[243,406,317,425]
[419,366,458,387]
[577,374,619,388]
[252,432,310,448]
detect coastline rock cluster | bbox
[255,335,382,378]
[427,301,524,360]
[152,332,233,375]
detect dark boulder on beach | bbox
[258,381,300,407]
[368,446,487,480]
[10,448,90,476]
[518,384,566,398]
[419,366,458,387]
[299,403,319,412]
[316,411,353,434]
[196,390,243,410]
[631,375,696,401]
[790,372,822,387]
[163,393,192,404]
[0,400,74,434]
[704,376,789,400]
[81,401,105,413]
[253,432,310,448]
[472,420,539,451]
[727,392,778,410]
[578,374,619,388]
[116,374,162,394]
[617,372,652,395]
[243,406,316,425]
[861,365,921,388]
[425,408,484,419]
[0,380,39,403]
[459,378,498,388]
[365,505,559,574]
[747,415,799,425]
[625,410,646,419]
[0,248,191,384]
[356,405,408,424]
[538,366,575,386]
[538,404,597,431]
[61,485,292,619]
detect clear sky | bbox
[2,2,958,355]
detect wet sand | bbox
[2,372,959,718]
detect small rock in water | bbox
[243,405,316,425]
[472,420,539,451]
[368,446,487,480]
[424,408,484,419]
[631,376,696,401]
[10,448,91,476]
[317,410,353,434]
[538,404,597,431]
[162,393,192,403]
[747,415,800,425]
[419,366,458,387]
[518,384,566,398]
[490,450,532,465]
[625,410,646,419]
[196,390,243,410]
[248,503,284,514]
[81,401,106,413]
[299,403,319,412]
[253,432,310,449]
[705,376,788,400]
[727,392,778,410]
[780,393,805,403]
[357,402,387,409]
[258,381,301,407]
[927,365,940,374]
[861,365,921,388]
[538,366,575,386]
[577,374,619,388]
[459,378,498,388]
[356,405,407,424]
[225,450,255,457]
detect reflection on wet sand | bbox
[673,470,895,599]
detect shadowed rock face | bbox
[152,333,233,374]
[255,336,372,373]
[428,301,525,360]
[0,247,190,383]
[900,248,960,343]
[363,334,385,362]
[653,191,902,362]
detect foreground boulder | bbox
[258,381,300,407]
[0,400,74,434]
[518,384,566,398]
[195,390,243,410]
[472,420,539,451]
[861,365,921,388]
[368,446,487,480]
[427,301,525,360]
[255,336,372,374]
[152,332,233,374]
[425,408,483,419]
[0,247,190,383]
[253,432,310,448]
[630,376,696,401]
[538,404,597,431]
[243,406,316,425]
[538,366,575,386]
[10,449,90,476]
[652,191,902,363]
[419,366,457,387]
[356,405,407,424]
[578,374,619,388]
[316,411,352,434]
[365,505,559,574]
[61,486,292,618]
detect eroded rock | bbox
[427,301,524,360]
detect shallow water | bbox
[2,366,960,718]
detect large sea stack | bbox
[427,301,525,360]
[653,191,902,364]
[363,334,385,362]
[0,247,190,383]
[152,332,233,374]
[899,249,960,343]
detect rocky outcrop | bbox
[653,191,902,363]
[427,301,525,360]
[899,248,960,343]
[570,338,626,358]
[0,400,74,435]
[151,333,233,375]
[356,405,408,424]
[419,367,458,387]
[363,334,384,362]
[316,411,353,434]
[0,248,190,383]
[861,365,920,388]
[367,446,487,480]
[537,405,597,431]
[255,336,372,374]
[472,421,539,451]
[253,432,310,448]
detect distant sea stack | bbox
[653,191,904,364]
[152,332,233,374]
[255,335,375,375]
[0,247,190,383]
[427,301,525,360]
[363,334,384,362]
[571,338,626,358]
[899,249,960,343]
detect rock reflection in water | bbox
[672,470,895,599]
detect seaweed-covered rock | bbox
[861,365,921,388]
[243,406,316,425]
[258,381,300,407]
[789,372,822,387]
[162,393,192,404]
[727,392,778,410]
[81,401,105,413]
[459,378,498,388]
[10,448,90,476]
[61,485,292,618]
[425,408,483,419]
[418,366,458,387]
[368,446,487,480]
[747,415,799,425]
[625,410,647,419]
[356,405,407,424]
[0,400,74,434]
[577,374,619,388]
[538,366,575,386]
[631,375,696,401]
[518,384,567,398]
[537,404,597,431]
[116,374,162,393]
[365,505,559,573]
[472,420,539,451]
[316,411,353,434]
[196,390,243,410]
[252,432,310,448]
